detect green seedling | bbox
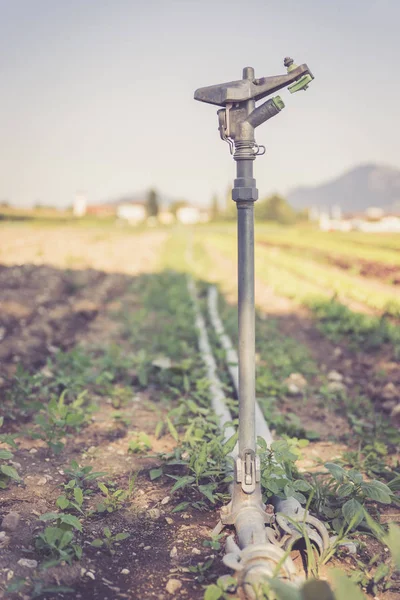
[188,557,215,583]
[32,390,90,454]
[128,431,152,453]
[35,526,82,567]
[43,348,94,399]
[96,474,137,513]
[56,486,85,514]
[310,462,393,533]
[64,460,107,488]
[36,511,82,567]
[90,526,130,554]
[258,437,312,505]
[5,364,43,415]
[0,417,20,488]
[112,411,131,427]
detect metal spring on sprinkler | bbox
[234,140,266,159]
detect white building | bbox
[73,193,87,217]
[117,203,146,224]
[176,206,209,224]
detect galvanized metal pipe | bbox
[237,165,256,455]
[207,286,273,445]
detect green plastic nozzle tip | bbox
[288,74,313,94]
[272,96,285,111]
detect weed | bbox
[90,526,130,554]
[128,431,152,453]
[36,511,82,567]
[311,462,393,532]
[64,459,107,488]
[5,364,43,415]
[56,463,107,515]
[258,437,312,504]
[31,390,90,453]
[0,417,20,488]
[96,473,137,513]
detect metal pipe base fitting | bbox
[223,537,301,600]
[272,497,330,554]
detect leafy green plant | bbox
[157,417,236,511]
[43,348,94,398]
[96,474,137,513]
[128,431,152,453]
[5,364,43,415]
[90,526,129,554]
[258,437,312,504]
[32,390,90,453]
[0,417,20,488]
[36,511,82,567]
[311,462,393,532]
[56,486,85,514]
[36,526,82,567]
[64,459,107,489]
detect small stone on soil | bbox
[284,373,307,395]
[326,381,347,393]
[169,546,177,558]
[121,569,130,575]
[0,531,11,547]
[391,404,400,418]
[161,496,170,505]
[29,448,38,454]
[191,548,201,555]
[165,517,173,525]
[327,370,343,382]
[166,579,182,594]
[1,511,20,532]
[147,508,161,520]
[380,382,398,401]
[144,545,151,550]
[17,559,38,569]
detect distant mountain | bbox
[288,164,400,213]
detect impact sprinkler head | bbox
[194,58,314,157]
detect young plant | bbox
[6,364,43,408]
[64,459,107,489]
[160,419,237,511]
[36,512,83,567]
[90,526,129,554]
[258,437,312,505]
[56,485,85,514]
[32,390,90,454]
[313,462,393,531]
[0,417,20,488]
[96,474,137,513]
[128,431,152,453]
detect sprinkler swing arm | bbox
[194,58,324,597]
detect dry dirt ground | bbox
[0,224,399,600]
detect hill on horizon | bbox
[287,164,400,213]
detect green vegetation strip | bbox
[200,232,400,356]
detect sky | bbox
[1,0,399,208]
